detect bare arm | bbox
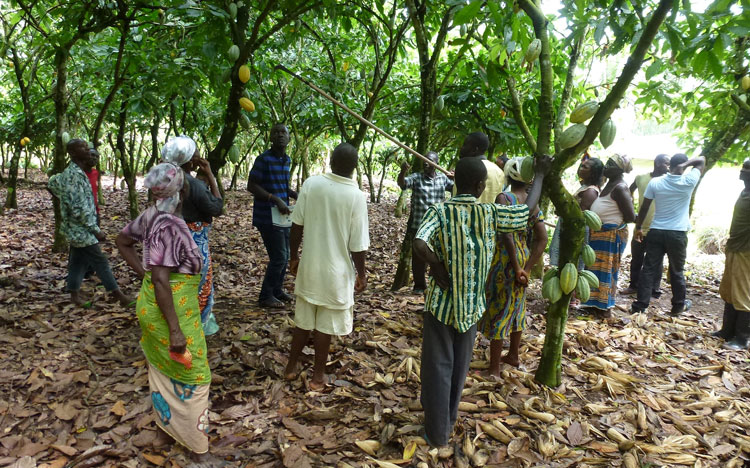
[151,265,186,354]
[611,184,636,224]
[578,187,599,211]
[248,177,290,215]
[524,155,552,211]
[679,156,706,174]
[288,222,303,276]
[116,232,145,279]
[634,197,653,242]
[629,181,637,194]
[413,239,449,289]
[195,159,221,198]
[526,220,548,274]
[397,162,409,190]
[502,233,527,286]
[351,250,367,293]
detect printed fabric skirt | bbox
[480,232,529,340]
[719,250,750,311]
[136,272,212,454]
[583,223,629,310]
[187,222,219,336]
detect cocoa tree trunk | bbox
[113,99,139,219]
[518,0,675,387]
[51,47,72,252]
[4,142,24,209]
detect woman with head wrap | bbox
[548,156,604,307]
[161,136,223,336]
[583,154,636,314]
[479,158,548,372]
[116,163,212,456]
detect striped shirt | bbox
[404,172,453,230]
[415,194,530,332]
[250,149,291,228]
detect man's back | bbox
[646,168,701,232]
[480,159,504,203]
[292,173,369,308]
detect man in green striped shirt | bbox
[413,155,549,447]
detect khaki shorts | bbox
[294,296,353,336]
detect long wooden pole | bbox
[274,64,451,175]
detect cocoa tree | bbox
[511,0,676,387]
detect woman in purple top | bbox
[116,163,212,458]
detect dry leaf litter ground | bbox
[1,175,749,468]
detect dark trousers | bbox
[66,243,119,292]
[630,236,663,294]
[421,312,477,446]
[258,225,290,301]
[633,229,687,311]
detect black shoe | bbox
[670,299,692,316]
[412,287,425,295]
[711,303,737,340]
[621,287,637,296]
[259,298,285,309]
[276,291,294,302]
[724,310,750,350]
[651,289,662,299]
[630,305,645,314]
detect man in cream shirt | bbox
[284,143,369,390]
[455,132,505,203]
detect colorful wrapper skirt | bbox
[187,222,219,336]
[136,272,211,453]
[480,231,530,340]
[583,223,628,310]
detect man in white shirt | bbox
[631,154,705,316]
[284,143,369,390]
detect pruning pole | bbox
[274,64,451,176]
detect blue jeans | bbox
[258,226,290,302]
[67,243,119,292]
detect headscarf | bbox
[504,157,527,183]
[610,153,633,173]
[144,163,184,213]
[161,136,197,167]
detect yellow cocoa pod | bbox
[742,75,750,91]
[239,97,255,112]
[238,65,250,83]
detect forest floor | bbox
[1,175,749,468]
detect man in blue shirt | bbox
[248,124,298,308]
[631,153,705,316]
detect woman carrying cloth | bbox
[583,154,635,314]
[116,163,211,456]
[161,136,223,336]
[480,158,548,372]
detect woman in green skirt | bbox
[116,162,211,456]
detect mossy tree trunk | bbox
[515,0,675,387]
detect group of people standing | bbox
[49,127,369,458]
[47,123,749,457]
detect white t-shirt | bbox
[644,167,701,232]
[291,173,370,309]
